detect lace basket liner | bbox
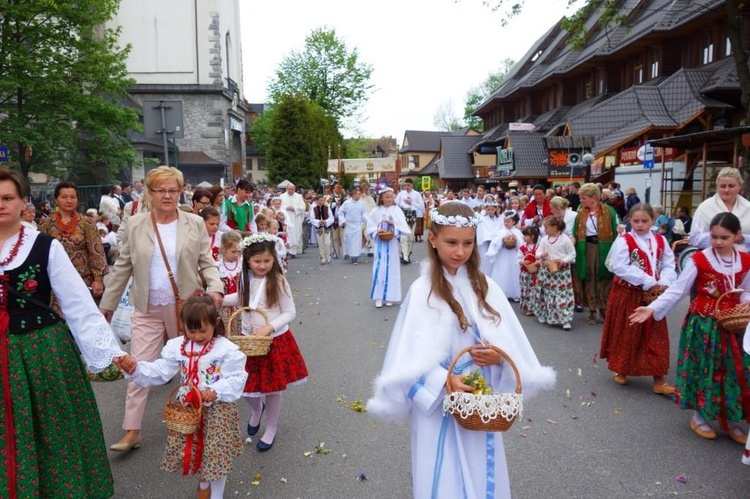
[442,344,523,432]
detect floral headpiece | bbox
[378,187,394,196]
[430,204,483,228]
[239,233,280,250]
[484,201,500,207]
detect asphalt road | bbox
[95,241,750,498]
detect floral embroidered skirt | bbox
[675,314,750,422]
[243,330,308,396]
[161,402,243,482]
[600,282,669,376]
[535,265,574,325]
[519,271,537,315]
[0,322,114,498]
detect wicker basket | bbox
[522,254,540,274]
[443,345,523,432]
[227,307,274,356]
[377,230,394,242]
[546,260,560,273]
[163,383,202,435]
[642,285,666,306]
[715,289,750,334]
[502,236,517,249]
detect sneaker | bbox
[385,301,393,307]
[562,322,571,330]
[375,300,383,308]
[537,317,546,324]
[743,450,750,465]
[574,305,584,313]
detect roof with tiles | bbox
[479,0,725,111]
[401,130,451,153]
[437,135,481,179]
[506,132,549,177]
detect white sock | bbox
[198,480,210,490]
[692,411,708,427]
[261,394,282,444]
[247,397,263,426]
[210,476,227,498]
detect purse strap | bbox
[151,212,180,301]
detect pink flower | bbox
[206,365,216,375]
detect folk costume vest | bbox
[612,233,665,289]
[688,251,750,318]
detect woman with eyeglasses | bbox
[191,189,213,215]
[99,166,224,453]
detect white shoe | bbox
[326,259,331,264]
[562,322,571,330]
[375,300,383,308]
[743,451,750,465]
[537,317,546,324]
[385,301,393,307]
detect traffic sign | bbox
[421,176,431,191]
[642,143,654,170]
[0,146,8,162]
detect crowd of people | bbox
[3,163,750,498]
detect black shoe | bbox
[257,436,275,452]
[367,253,373,257]
[247,403,265,436]
[574,305,584,313]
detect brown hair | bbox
[628,202,655,221]
[180,292,225,336]
[427,202,500,330]
[220,230,242,249]
[0,168,29,199]
[254,213,268,229]
[238,240,287,309]
[200,206,220,220]
[543,215,566,232]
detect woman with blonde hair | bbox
[100,166,224,452]
[550,196,577,236]
[690,166,750,250]
[572,183,620,324]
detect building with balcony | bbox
[108,0,246,185]
[472,0,747,210]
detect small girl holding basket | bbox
[600,203,677,394]
[223,233,308,451]
[518,225,541,316]
[535,216,576,330]
[630,212,750,444]
[118,292,248,499]
[367,201,555,498]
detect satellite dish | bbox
[567,153,582,166]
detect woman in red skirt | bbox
[600,203,677,395]
[223,233,308,451]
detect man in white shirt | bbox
[459,189,481,211]
[280,183,307,256]
[395,179,425,264]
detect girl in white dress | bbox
[486,212,524,301]
[477,201,502,274]
[367,202,555,499]
[119,293,248,499]
[366,188,412,308]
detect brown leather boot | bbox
[197,483,210,499]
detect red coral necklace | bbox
[180,337,215,386]
[0,226,25,267]
[55,212,78,239]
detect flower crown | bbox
[239,233,280,250]
[430,206,483,228]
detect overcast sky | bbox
[239,0,576,143]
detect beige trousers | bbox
[123,303,180,430]
[317,229,332,261]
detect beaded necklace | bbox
[0,226,26,267]
[55,212,79,239]
[180,337,215,386]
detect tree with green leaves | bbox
[464,58,515,131]
[266,94,342,189]
[0,0,139,181]
[267,27,374,133]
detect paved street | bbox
[96,241,750,498]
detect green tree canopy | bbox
[266,94,342,189]
[0,0,139,181]
[267,27,374,133]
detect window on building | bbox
[584,81,592,99]
[650,59,659,79]
[634,64,643,84]
[258,158,266,170]
[409,155,420,170]
[702,32,714,65]
[725,36,732,57]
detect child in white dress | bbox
[367,202,555,499]
[119,293,248,499]
[486,211,524,301]
[477,201,502,274]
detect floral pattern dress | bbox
[129,336,247,481]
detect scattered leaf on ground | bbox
[254,472,261,481]
[303,451,313,457]
[315,442,331,455]
[280,477,287,484]
[349,398,367,412]
[547,419,557,425]
[676,474,688,484]
[614,407,622,415]
[577,368,582,376]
